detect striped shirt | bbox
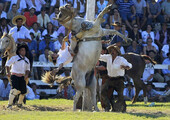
[116,0,134,13]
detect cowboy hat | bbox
[12,15,26,25]
[16,43,29,55]
[107,44,121,55]
[111,22,122,27]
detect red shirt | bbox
[24,12,37,28]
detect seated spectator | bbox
[42,22,59,40]
[30,49,39,80]
[25,0,46,15]
[121,23,130,50]
[123,82,135,101]
[143,37,157,55]
[37,7,50,31]
[159,85,170,102]
[147,0,164,25]
[162,52,170,83]
[133,0,147,29]
[110,22,123,45]
[50,7,60,30]
[31,83,40,99]
[97,0,109,27]
[161,0,170,22]
[129,24,142,45]
[0,17,11,34]
[39,34,55,54]
[126,40,142,54]
[28,32,38,54]
[30,22,42,42]
[101,23,112,43]
[148,50,164,82]
[7,4,20,27]
[155,23,170,51]
[116,0,136,30]
[146,82,161,102]
[161,40,170,59]
[141,59,154,83]
[0,77,11,100]
[26,85,36,100]
[57,25,66,36]
[0,3,7,19]
[9,0,27,14]
[54,33,68,52]
[109,8,122,28]
[39,47,51,74]
[76,0,86,18]
[24,6,37,29]
[141,24,159,51]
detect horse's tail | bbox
[141,55,157,65]
[41,71,72,87]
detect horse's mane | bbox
[141,55,157,65]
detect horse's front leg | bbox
[95,5,112,25]
[102,29,132,42]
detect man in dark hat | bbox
[5,43,30,109]
[99,44,132,112]
[0,76,11,100]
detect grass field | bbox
[0,99,170,120]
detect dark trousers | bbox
[101,76,125,110]
[11,75,27,94]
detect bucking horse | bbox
[42,4,132,111]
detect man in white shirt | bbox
[6,43,30,109]
[99,44,132,112]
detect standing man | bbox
[6,43,30,109]
[99,44,132,112]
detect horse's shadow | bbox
[127,111,166,119]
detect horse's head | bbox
[0,33,15,57]
[54,4,77,25]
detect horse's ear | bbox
[8,32,14,37]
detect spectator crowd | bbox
[0,0,170,102]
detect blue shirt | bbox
[39,40,55,54]
[116,0,134,13]
[28,40,37,54]
[162,58,170,75]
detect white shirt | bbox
[141,31,159,51]
[9,0,27,13]
[142,63,154,82]
[42,29,59,39]
[26,86,35,100]
[9,26,31,43]
[123,87,135,99]
[26,0,46,12]
[6,55,30,74]
[133,0,146,14]
[37,14,50,28]
[29,28,42,40]
[39,54,51,71]
[78,0,86,13]
[57,47,73,66]
[54,40,68,51]
[50,12,60,27]
[0,11,7,19]
[162,44,169,58]
[99,54,132,77]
